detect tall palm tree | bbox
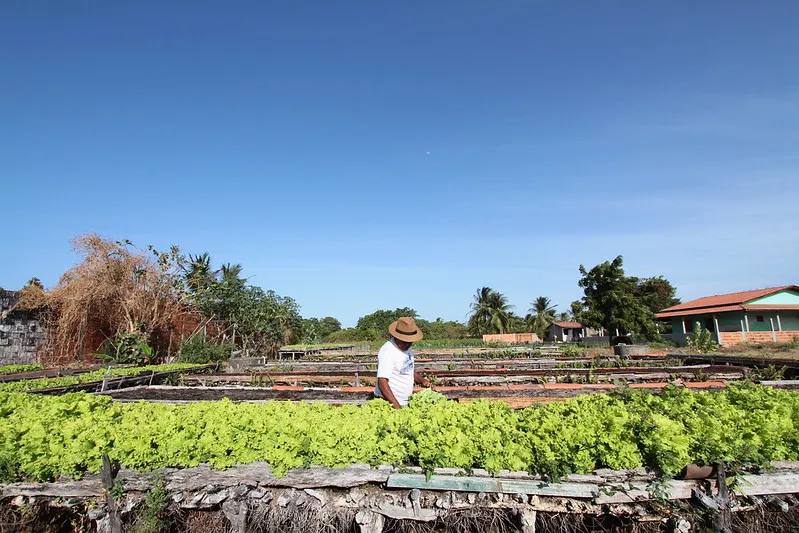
[219,263,244,285]
[558,311,570,322]
[183,252,215,294]
[468,287,514,335]
[526,296,557,339]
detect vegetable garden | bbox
[4,350,799,532]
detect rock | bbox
[305,488,328,506]
[172,492,184,503]
[467,493,476,504]
[248,490,265,499]
[355,509,385,533]
[277,490,294,507]
[222,499,248,533]
[204,489,230,506]
[349,486,365,503]
[232,484,250,497]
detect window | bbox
[704,318,716,333]
[756,315,764,323]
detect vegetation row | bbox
[1,384,797,483]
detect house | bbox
[545,322,586,342]
[656,285,799,346]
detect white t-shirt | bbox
[374,339,415,406]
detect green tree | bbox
[183,253,215,294]
[577,256,659,344]
[632,276,680,314]
[301,316,342,344]
[219,263,244,286]
[570,301,584,322]
[467,287,514,335]
[525,296,557,339]
[423,318,469,340]
[356,307,418,340]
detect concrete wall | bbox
[0,289,46,365]
[747,290,799,305]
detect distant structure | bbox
[0,289,46,365]
[544,321,587,343]
[657,285,799,346]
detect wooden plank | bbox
[735,473,799,496]
[386,473,598,498]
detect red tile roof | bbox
[552,321,582,328]
[656,286,799,318]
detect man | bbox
[374,316,430,408]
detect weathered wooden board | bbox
[386,474,598,498]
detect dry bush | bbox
[20,234,186,364]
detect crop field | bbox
[5,347,799,532]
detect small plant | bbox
[178,335,234,364]
[98,332,154,365]
[686,322,718,354]
[131,477,170,533]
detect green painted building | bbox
[657,285,799,346]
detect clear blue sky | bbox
[2,1,798,327]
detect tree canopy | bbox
[576,256,661,342]
[467,287,514,335]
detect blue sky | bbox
[2,1,798,326]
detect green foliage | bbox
[410,389,448,405]
[301,316,342,344]
[577,256,660,341]
[526,296,557,339]
[131,477,170,533]
[0,364,44,375]
[0,364,204,393]
[3,384,799,482]
[468,287,514,335]
[98,332,154,365]
[356,308,418,340]
[416,318,469,340]
[686,322,719,353]
[178,336,234,364]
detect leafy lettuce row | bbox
[0,363,205,393]
[1,384,798,482]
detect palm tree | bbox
[219,263,244,286]
[526,296,557,339]
[183,252,215,294]
[558,311,570,322]
[468,287,514,335]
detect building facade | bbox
[657,286,799,346]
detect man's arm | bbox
[377,377,402,409]
[414,371,431,388]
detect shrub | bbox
[98,332,154,365]
[178,336,233,364]
[686,322,718,354]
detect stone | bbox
[277,489,294,507]
[305,488,329,506]
[355,509,385,533]
[222,499,248,533]
[520,509,537,533]
[204,489,231,506]
[172,492,184,503]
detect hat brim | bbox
[389,320,424,342]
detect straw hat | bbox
[389,317,424,342]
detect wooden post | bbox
[100,454,122,533]
[714,462,732,533]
